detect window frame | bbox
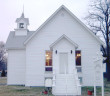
[75,50,81,66]
[45,50,53,72]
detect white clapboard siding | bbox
[7,50,25,85]
[26,8,101,86]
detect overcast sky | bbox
[0,0,90,42]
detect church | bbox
[6,5,105,95]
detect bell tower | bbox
[15,12,29,36]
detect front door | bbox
[59,53,68,74]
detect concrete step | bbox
[56,77,77,80]
[56,77,77,79]
[56,83,77,86]
[56,80,76,83]
[56,77,76,79]
[53,92,78,96]
[56,80,77,84]
[55,87,77,91]
[56,75,76,78]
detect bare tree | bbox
[85,0,110,81]
[0,41,7,71]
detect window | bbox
[78,77,83,84]
[76,50,81,66]
[45,51,52,72]
[19,23,24,28]
[76,66,82,72]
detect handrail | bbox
[52,69,56,95]
[74,68,81,95]
[52,69,56,87]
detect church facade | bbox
[6,5,105,95]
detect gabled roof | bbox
[24,5,104,45]
[50,34,78,49]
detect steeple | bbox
[21,5,24,18]
[21,12,24,18]
[15,9,29,36]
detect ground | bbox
[0,77,110,96]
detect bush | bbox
[1,69,6,77]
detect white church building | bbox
[6,5,105,95]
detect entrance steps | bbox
[52,74,81,96]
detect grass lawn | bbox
[0,77,110,96]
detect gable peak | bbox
[58,5,69,11]
[60,5,65,8]
[50,34,78,49]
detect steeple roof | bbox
[16,12,29,25]
[21,12,24,18]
